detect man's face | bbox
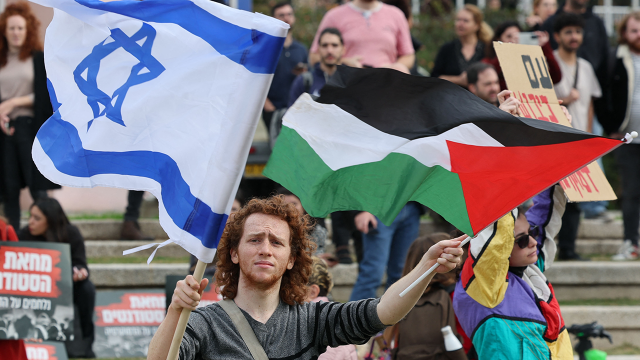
[555,26,583,52]
[274,5,295,27]
[318,33,344,67]
[231,213,294,291]
[470,68,500,104]
[509,215,538,267]
[625,17,640,53]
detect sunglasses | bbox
[514,225,540,249]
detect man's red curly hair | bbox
[215,195,316,305]
[0,1,42,68]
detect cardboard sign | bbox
[25,340,69,360]
[494,42,616,202]
[0,241,74,341]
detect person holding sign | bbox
[148,196,464,360]
[18,198,96,358]
[552,13,603,261]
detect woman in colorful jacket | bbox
[453,184,573,359]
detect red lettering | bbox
[532,95,549,121]
[568,173,584,197]
[515,92,532,117]
[580,166,599,193]
[539,96,559,123]
[575,171,592,193]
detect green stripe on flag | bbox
[264,126,473,235]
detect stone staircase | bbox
[70,213,640,350]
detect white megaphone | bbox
[441,325,463,351]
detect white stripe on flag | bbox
[284,94,504,171]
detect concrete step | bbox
[85,240,187,258]
[89,263,188,288]
[576,239,623,255]
[562,306,640,350]
[76,219,167,240]
[21,209,630,241]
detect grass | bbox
[607,343,640,355]
[87,256,190,264]
[559,298,640,306]
[68,212,124,221]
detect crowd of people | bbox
[1,0,640,358]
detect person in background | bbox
[600,12,640,261]
[431,5,493,87]
[263,2,308,131]
[306,257,358,360]
[386,233,467,360]
[466,63,500,106]
[276,187,327,255]
[527,0,558,30]
[309,0,414,73]
[288,28,344,106]
[483,21,561,91]
[18,198,96,358]
[349,201,423,301]
[120,190,154,240]
[383,0,425,76]
[0,215,28,360]
[0,1,60,231]
[541,0,608,109]
[553,13,602,261]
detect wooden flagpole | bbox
[166,259,207,360]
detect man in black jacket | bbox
[600,12,640,261]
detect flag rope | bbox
[123,239,174,264]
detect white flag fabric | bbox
[31,0,288,263]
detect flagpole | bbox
[167,259,207,360]
[399,236,471,297]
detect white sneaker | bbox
[611,240,639,261]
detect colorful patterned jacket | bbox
[453,185,573,359]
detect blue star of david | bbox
[73,23,165,130]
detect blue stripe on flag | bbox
[73,0,284,74]
[38,109,227,249]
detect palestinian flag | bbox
[264,66,624,235]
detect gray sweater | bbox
[179,297,385,360]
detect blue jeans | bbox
[349,203,421,301]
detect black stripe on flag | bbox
[317,66,596,146]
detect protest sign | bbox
[93,289,165,358]
[25,340,69,360]
[494,42,616,202]
[0,241,73,341]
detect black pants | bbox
[558,202,581,255]
[3,117,48,229]
[73,278,96,357]
[124,190,144,222]
[616,144,640,246]
[330,211,363,263]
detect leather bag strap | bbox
[218,299,269,360]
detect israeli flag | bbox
[31,0,288,263]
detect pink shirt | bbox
[310,2,414,68]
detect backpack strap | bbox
[218,299,269,360]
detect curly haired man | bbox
[149,195,464,359]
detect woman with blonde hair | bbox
[431,5,493,87]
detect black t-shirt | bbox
[18,224,89,272]
[431,39,485,78]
